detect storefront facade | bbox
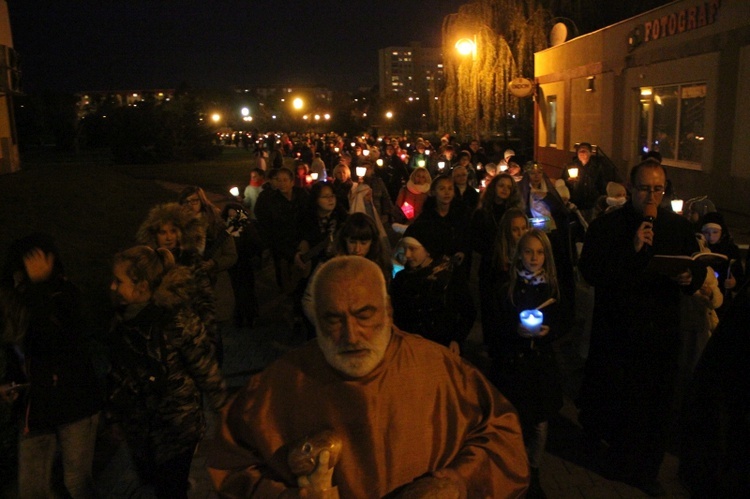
[535,0,750,215]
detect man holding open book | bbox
[576,158,706,496]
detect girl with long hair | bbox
[490,229,563,498]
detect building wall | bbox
[378,43,442,99]
[535,0,750,215]
[0,0,20,174]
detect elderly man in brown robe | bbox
[208,256,529,498]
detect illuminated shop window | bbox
[547,96,557,147]
[637,83,706,167]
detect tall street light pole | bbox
[455,36,480,141]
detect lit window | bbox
[637,83,706,166]
[547,96,557,147]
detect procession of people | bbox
[1,131,748,498]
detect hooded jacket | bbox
[108,264,228,465]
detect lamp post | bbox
[455,37,480,140]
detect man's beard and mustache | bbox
[317,322,392,378]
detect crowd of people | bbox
[0,131,748,498]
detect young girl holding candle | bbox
[491,228,563,498]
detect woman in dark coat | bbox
[470,173,524,341]
[389,220,476,350]
[2,233,102,498]
[415,175,471,270]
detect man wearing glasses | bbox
[575,158,705,496]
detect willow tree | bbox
[440,0,550,139]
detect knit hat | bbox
[606,182,626,198]
[700,211,727,235]
[402,220,448,258]
[686,196,716,218]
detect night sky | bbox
[7,0,462,93]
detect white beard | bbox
[317,324,392,378]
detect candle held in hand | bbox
[519,309,544,334]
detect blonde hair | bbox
[113,245,176,292]
[508,229,559,305]
[409,166,431,184]
[333,163,351,180]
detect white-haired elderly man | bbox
[208,256,529,498]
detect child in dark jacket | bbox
[700,211,745,318]
[491,228,563,498]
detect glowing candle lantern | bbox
[671,199,683,213]
[500,164,508,172]
[229,186,240,197]
[568,167,579,179]
[355,166,367,179]
[305,175,313,184]
[438,161,446,170]
[519,309,544,334]
[401,201,415,220]
[376,159,384,167]
[310,172,319,181]
[417,159,426,168]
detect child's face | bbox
[702,227,722,245]
[520,236,545,273]
[110,262,149,306]
[510,216,529,244]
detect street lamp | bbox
[455,37,476,57]
[455,36,480,140]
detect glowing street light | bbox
[455,37,476,58]
[456,35,480,139]
[240,107,250,117]
[292,97,304,110]
[385,111,393,119]
[211,113,221,123]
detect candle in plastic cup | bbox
[229,186,240,197]
[500,164,508,172]
[568,167,579,179]
[356,167,367,178]
[519,309,544,334]
[310,172,319,180]
[418,159,426,168]
[438,161,446,170]
[376,159,384,167]
[671,199,683,213]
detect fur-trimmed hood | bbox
[152,264,197,310]
[136,202,207,254]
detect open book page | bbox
[646,252,727,277]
